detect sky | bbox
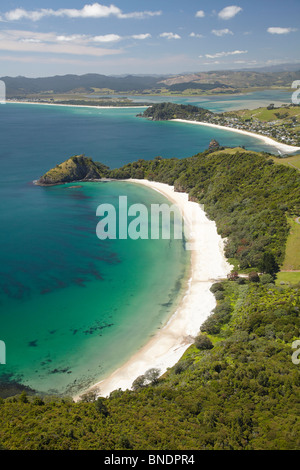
[0,0,299,77]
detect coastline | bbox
[74,180,232,400]
[7,101,299,154]
[6,100,148,110]
[172,119,300,154]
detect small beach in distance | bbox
[172,119,300,154]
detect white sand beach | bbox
[6,100,147,110]
[172,119,300,154]
[76,180,232,400]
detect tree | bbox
[19,392,29,404]
[145,368,161,385]
[195,334,214,350]
[248,272,260,283]
[95,397,109,417]
[132,375,146,391]
[79,390,97,403]
[259,253,279,276]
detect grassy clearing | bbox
[281,218,300,271]
[209,147,258,157]
[276,272,300,285]
[228,105,300,123]
[272,154,300,170]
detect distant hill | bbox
[2,69,300,97]
[159,70,300,88]
[1,74,166,96]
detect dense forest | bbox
[1,148,299,450]
[139,102,212,121]
[0,280,299,450]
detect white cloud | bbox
[21,38,42,43]
[267,27,297,35]
[131,33,151,40]
[212,29,233,37]
[195,10,205,18]
[93,34,122,43]
[3,4,162,21]
[205,50,247,59]
[0,29,153,47]
[218,6,242,20]
[190,32,204,38]
[56,35,87,42]
[0,29,123,56]
[159,32,181,40]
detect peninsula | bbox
[139,102,300,152]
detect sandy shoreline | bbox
[74,180,232,400]
[7,101,299,154]
[6,100,148,110]
[172,119,300,154]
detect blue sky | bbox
[0,0,299,76]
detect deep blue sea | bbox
[0,90,294,395]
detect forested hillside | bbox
[0,281,299,450]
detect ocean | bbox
[0,91,294,395]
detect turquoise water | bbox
[0,179,188,395]
[0,92,295,395]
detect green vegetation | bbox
[281,218,300,271]
[276,272,300,285]
[272,154,300,171]
[224,104,300,146]
[37,155,109,185]
[0,280,299,450]
[110,150,300,271]
[140,102,212,121]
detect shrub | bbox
[195,334,214,350]
[260,274,275,285]
[249,272,260,283]
[210,283,225,293]
[215,291,225,301]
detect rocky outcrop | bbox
[37,155,107,185]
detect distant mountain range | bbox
[2,64,300,97]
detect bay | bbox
[0,91,294,395]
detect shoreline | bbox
[172,119,300,154]
[74,180,232,400]
[6,100,148,110]
[7,101,299,154]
